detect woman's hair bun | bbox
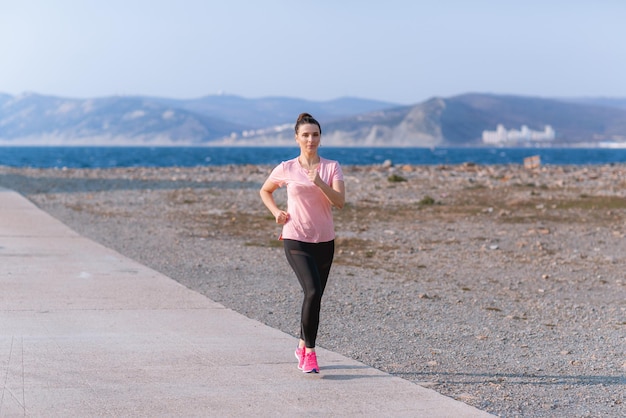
[295,113,321,134]
[297,113,313,123]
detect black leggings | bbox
[283,239,335,349]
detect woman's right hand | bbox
[275,210,289,225]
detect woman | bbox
[260,113,345,373]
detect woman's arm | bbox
[309,171,345,209]
[260,178,289,224]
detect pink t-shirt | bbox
[268,157,344,243]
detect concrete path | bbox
[0,188,494,417]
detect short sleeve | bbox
[332,162,344,183]
[268,162,287,187]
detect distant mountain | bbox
[241,93,626,147]
[0,93,397,145]
[1,92,625,146]
[0,93,248,145]
[146,95,398,128]
[563,97,626,111]
[439,94,626,145]
[0,93,11,107]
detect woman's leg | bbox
[283,240,334,349]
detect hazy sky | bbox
[1,0,625,104]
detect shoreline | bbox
[3,145,626,170]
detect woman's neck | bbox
[299,153,319,168]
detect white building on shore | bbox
[482,124,555,145]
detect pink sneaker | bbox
[302,351,319,373]
[295,346,305,370]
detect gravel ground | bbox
[1,163,625,417]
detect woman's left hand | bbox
[307,169,321,185]
[306,168,345,209]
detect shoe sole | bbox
[295,350,303,371]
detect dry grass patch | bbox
[334,236,399,269]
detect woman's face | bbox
[295,123,321,153]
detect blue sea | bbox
[1,146,626,168]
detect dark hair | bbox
[294,112,322,135]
